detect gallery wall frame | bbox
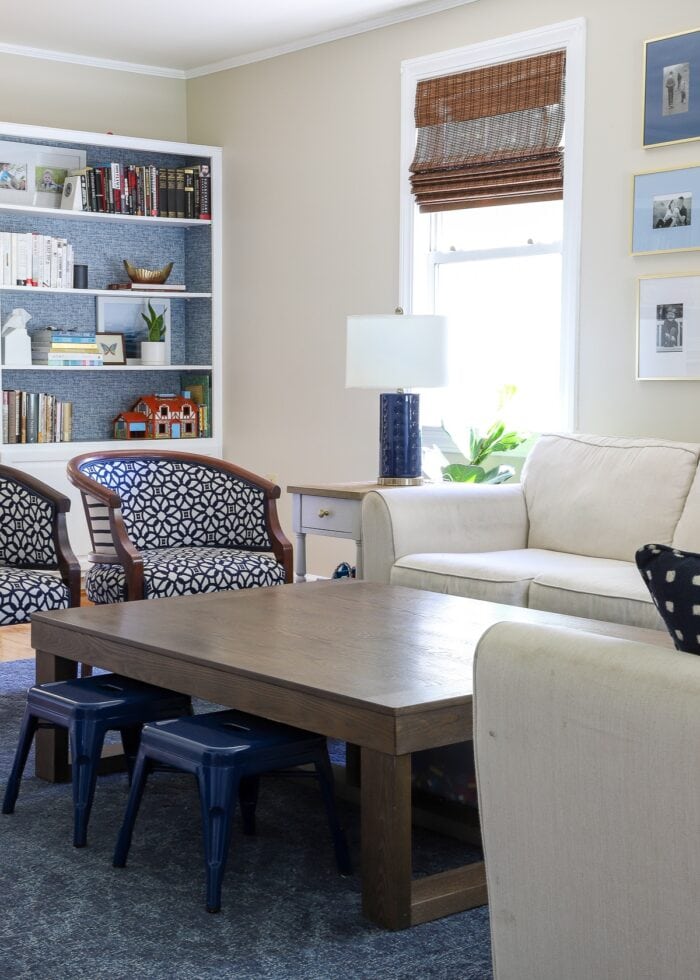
[0,139,86,208]
[632,163,700,254]
[637,273,700,380]
[643,28,700,148]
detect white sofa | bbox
[473,620,697,980]
[362,432,700,631]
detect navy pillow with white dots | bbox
[636,543,700,654]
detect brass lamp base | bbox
[378,476,424,487]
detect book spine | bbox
[150,165,159,217]
[7,391,16,444]
[175,168,185,219]
[158,168,168,217]
[198,166,211,220]
[167,168,176,218]
[2,390,7,445]
[61,402,72,442]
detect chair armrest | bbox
[0,464,80,603]
[67,458,144,599]
[362,483,529,584]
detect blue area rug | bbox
[0,659,492,980]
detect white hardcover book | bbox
[10,233,18,285]
[42,236,52,288]
[31,233,42,284]
[66,243,74,290]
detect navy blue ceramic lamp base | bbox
[379,392,423,485]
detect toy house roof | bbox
[132,395,197,412]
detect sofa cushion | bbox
[672,468,700,551]
[529,561,662,630]
[522,433,699,562]
[390,548,623,608]
[636,542,700,652]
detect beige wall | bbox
[0,53,186,140]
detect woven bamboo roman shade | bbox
[410,50,566,212]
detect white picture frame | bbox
[0,139,86,209]
[637,274,700,379]
[96,296,171,365]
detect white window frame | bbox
[399,18,586,431]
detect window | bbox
[400,20,585,437]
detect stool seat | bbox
[113,708,352,913]
[2,673,191,847]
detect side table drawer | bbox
[299,495,360,535]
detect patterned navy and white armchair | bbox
[0,464,80,625]
[67,450,293,604]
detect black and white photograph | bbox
[638,275,700,379]
[662,62,690,116]
[652,192,692,228]
[656,303,683,350]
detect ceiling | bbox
[0,0,477,77]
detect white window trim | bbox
[399,17,586,431]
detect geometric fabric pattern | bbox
[0,478,58,568]
[85,546,286,605]
[0,568,70,625]
[78,457,274,551]
[636,542,700,654]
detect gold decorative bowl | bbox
[123,259,174,284]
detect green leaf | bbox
[482,465,515,484]
[442,463,486,483]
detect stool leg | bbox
[314,750,352,876]
[113,748,151,868]
[69,719,107,848]
[2,709,40,815]
[118,725,143,782]
[238,775,259,835]
[197,767,239,913]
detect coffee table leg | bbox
[34,649,76,782]
[361,747,412,930]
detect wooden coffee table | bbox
[30,582,672,930]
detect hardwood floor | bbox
[0,623,33,662]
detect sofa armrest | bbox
[361,483,529,584]
[472,621,689,980]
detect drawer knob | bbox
[318,508,331,518]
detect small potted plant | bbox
[140,301,167,366]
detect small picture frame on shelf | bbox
[95,332,126,365]
[632,164,700,254]
[643,29,700,147]
[637,274,700,380]
[96,296,171,365]
[0,139,86,208]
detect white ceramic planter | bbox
[140,341,167,366]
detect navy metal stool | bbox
[113,708,352,913]
[2,674,191,847]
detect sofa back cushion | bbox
[672,468,700,551]
[522,433,699,561]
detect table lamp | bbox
[346,311,448,485]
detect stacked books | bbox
[0,232,74,288]
[3,390,72,443]
[68,163,211,219]
[47,333,103,368]
[30,328,55,365]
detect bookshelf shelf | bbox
[0,118,222,559]
[0,202,212,227]
[0,285,212,299]
[4,364,213,371]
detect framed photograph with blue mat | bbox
[632,164,700,254]
[637,273,700,380]
[643,29,700,147]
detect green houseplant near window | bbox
[442,420,527,484]
[140,301,167,366]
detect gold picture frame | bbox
[643,28,700,148]
[637,273,700,380]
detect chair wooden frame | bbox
[67,449,293,601]
[0,463,81,612]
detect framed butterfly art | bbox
[95,332,126,365]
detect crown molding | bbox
[186,0,479,78]
[0,0,478,80]
[0,40,185,78]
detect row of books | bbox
[0,231,74,289]
[66,164,211,220]
[2,390,73,444]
